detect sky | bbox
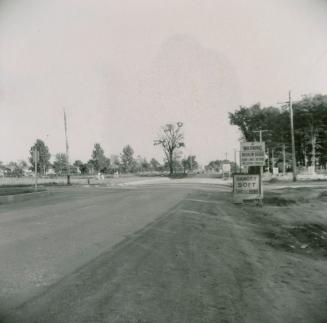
[1,0,327,165]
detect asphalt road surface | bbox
[0,183,326,323]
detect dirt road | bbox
[1,184,327,322]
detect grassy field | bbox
[0,186,46,196]
[0,175,157,187]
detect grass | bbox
[0,186,46,196]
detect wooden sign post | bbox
[233,141,265,205]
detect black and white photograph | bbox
[0,0,327,322]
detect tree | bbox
[229,104,288,147]
[87,159,96,174]
[229,94,327,170]
[135,155,150,172]
[293,95,327,169]
[29,139,51,175]
[121,145,136,173]
[154,122,185,175]
[53,153,68,175]
[16,160,29,176]
[73,160,88,174]
[182,155,199,173]
[150,158,161,171]
[91,143,110,173]
[18,160,28,169]
[205,160,223,172]
[109,155,122,173]
[181,159,188,174]
[7,161,24,177]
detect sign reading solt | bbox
[233,174,262,203]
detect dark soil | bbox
[243,189,327,258]
[318,191,327,201]
[264,187,327,206]
[264,194,296,206]
[265,223,327,258]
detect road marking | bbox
[185,199,223,204]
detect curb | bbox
[0,190,50,205]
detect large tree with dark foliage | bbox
[182,155,198,173]
[292,95,327,168]
[90,143,110,173]
[73,160,89,174]
[53,153,68,175]
[229,94,327,169]
[29,139,51,174]
[121,145,136,173]
[149,158,162,172]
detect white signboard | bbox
[222,163,231,172]
[240,142,265,166]
[233,174,262,202]
[308,166,315,175]
[273,167,279,175]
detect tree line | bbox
[1,123,199,177]
[229,94,327,171]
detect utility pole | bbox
[289,91,297,181]
[64,108,71,185]
[253,130,268,176]
[272,148,275,170]
[282,144,286,175]
[267,149,270,173]
[277,92,298,181]
[234,149,237,173]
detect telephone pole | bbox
[234,149,237,173]
[282,144,286,175]
[289,91,297,181]
[64,108,71,185]
[277,92,298,181]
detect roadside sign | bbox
[222,163,231,172]
[233,174,262,203]
[240,142,265,167]
[273,167,279,175]
[308,166,315,174]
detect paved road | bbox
[0,184,326,323]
